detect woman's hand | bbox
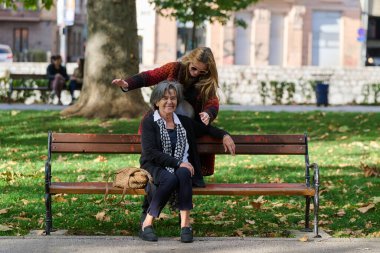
[180,162,194,177]
[112,79,129,89]
[223,135,235,155]
[199,112,210,125]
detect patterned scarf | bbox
[156,118,187,173]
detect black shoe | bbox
[180,227,193,243]
[192,178,206,188]
[139,225,158,242]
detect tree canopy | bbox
[1,0,54,10]
[149,0,258,48]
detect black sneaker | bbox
[180,227,193,243]
[139,225,158,242]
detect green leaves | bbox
[0,0,54,10]
[149,0,258,47]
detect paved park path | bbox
[0,234,379,253]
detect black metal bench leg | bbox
[45,193,52,235]
[313,192,321,238]
[313,163,321,238]
[301,196,312,232]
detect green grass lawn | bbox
[0,110,379,238]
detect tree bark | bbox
[61,0,149,119]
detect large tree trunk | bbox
[61,0,149,119]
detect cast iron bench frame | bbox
[45,132,320,237]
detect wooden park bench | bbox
[7,73,82,102]
[8,73,49,102]
[45,132,320,237]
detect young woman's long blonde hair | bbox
[181,47,219,108]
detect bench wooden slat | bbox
[10,74,46,79]
[52,143,305,155]
[52,133,142,144]
[50,182,315,196]
[12,87,50,91]
[197,135,306,144]
[51,133,305,145]
[197,144,306,155]
[52,143,142,153]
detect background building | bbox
[137,0,363,67]
[0,0,370,68]
[0,0,86,62]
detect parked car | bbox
[0,44,13,62]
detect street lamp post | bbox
[360,0,369,66]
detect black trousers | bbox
[143,167,193,218]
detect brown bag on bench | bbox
[104,167,152,205]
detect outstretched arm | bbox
[112,62,179,91]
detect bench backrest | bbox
[10,74,47,80]
[49,132,308,156]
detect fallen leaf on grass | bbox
[35,230,45,236]
[120,230,131,235]
[369,141,380,149]
[158,213,170,220]
[14,217,31,221]
[245,220,255,225]
[250,196,265,209]
[357,203,375,213]
[336,209,346,217]
[0,224,12,231]
[234,229,245,237]
[94,155,107,162]
[99,121,112,128]
[95,211,111,222]
[53,195,68,203]
[360,163,380,177]
[0,209,9,214]
[77,175,86,182]
[366,222,373,229]
[21,199,29,205]
[338,126,349,132]
[318,220,332,225]
[299,235,308,242]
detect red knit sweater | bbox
[124,62,219,122]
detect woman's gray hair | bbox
[150,80,184,109]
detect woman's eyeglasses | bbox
[190,65,209,75]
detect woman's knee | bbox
[159,171,178,187]
[176,167,191,179]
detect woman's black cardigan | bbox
[140,112,228,185]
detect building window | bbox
[177,24,206,59]
[311,11,341,67]
[14,28,29,53]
